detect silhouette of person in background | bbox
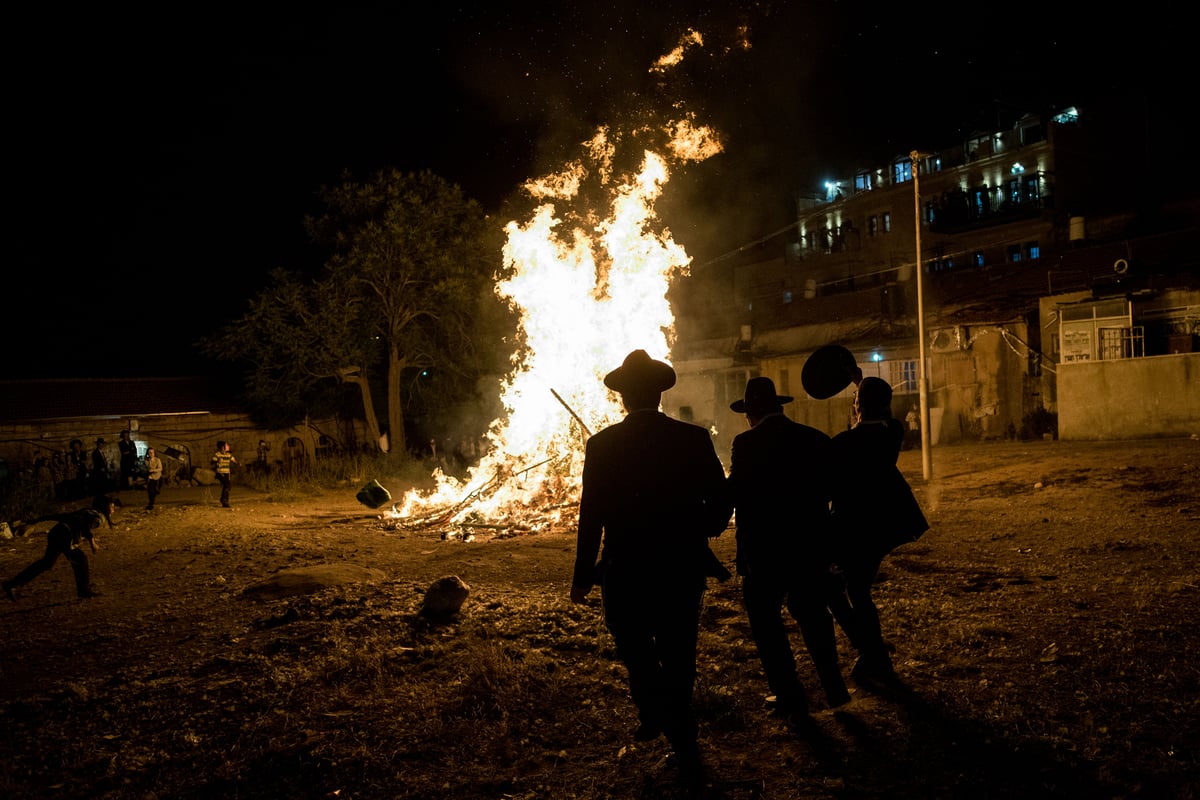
[66,439,89,500]
[117,430,137,489]
[210,441,237,508]
[728,377,851,718]
[828,377,929,691]
[570,350,732,789]
[145,447,163,510]
[91,438,109,494]
[904,404,921,451]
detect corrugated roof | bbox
[0,377,243,422]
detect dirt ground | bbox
[1,437,1198,799]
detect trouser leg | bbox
[66,549,91,597]
[789,586,850,706]
[845,552,892,671]
[603,567,703,750]
[8,539,65,589]
[742,574,805,705]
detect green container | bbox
[356,479,392,509]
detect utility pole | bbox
[911,150,933,480]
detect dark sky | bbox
[5,3,1184,378]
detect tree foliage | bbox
[202,169,515,456]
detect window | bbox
[1024,175,1040,202]
[882,212,891,233]
[1025,241,1040,260]
[974,251,985,267]
[855,172,873,191]
[868,215,878,236]
[889,359,918,391]
[973,187,990,217]
[1006,178,1022,206]
[1008,244,1023,263]
[894,160,912,183]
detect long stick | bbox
[550,388,593,438]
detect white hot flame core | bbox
[392,119,722,531]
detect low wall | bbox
[1058,353,1200,440]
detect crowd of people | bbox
[571,349,928,792]
[2,439,240,602]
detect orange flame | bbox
[392,106,722,534]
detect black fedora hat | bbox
[604,350,676,394]
[801,344,860,399]
[730,377,793,414]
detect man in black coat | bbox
[829,377,928,689]
[728,377,851,716]
[571,349,732,785]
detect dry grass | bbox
[2,438,1199,799]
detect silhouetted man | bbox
[570,349,732,788]
[728,377,851,717]
[829,377,928,690]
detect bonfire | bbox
[388,77,723,540]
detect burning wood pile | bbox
[386,453,581,541]
[382,60,723,542]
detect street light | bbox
[911,150,933,480]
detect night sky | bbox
[5,3,1185,378]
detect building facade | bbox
[668,105,1199,461]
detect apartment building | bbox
[669,105,1199,458]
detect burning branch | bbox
[551,388,593,439]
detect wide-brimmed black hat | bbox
[604,350,676,394]
[730,376,793,414]
[801,344,860,399]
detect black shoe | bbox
[3,582,16,602]
[633,722,662,742]
[78,589,102,599]
[221,503,232,508]
[826,687,852,709]
[672,746,706,792]
[851,655,896,681]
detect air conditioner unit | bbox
[930,326,964,353]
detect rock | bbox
[420,575,470,619]
[192,468,218,486]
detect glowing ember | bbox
[390,89,722,537]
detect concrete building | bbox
[668,104,1199,460]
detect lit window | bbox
[882,212,891,233]
[1008,244,1023,263]
[894,160,912,183]
[888,359,918,391]
[1025,241,1040,260]
[974,251,985,267]
[868,215,878,236]
[855,172,872,191]
[1053,107,1080,124]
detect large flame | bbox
[391,116,721,536]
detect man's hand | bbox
[569,586,591,604]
